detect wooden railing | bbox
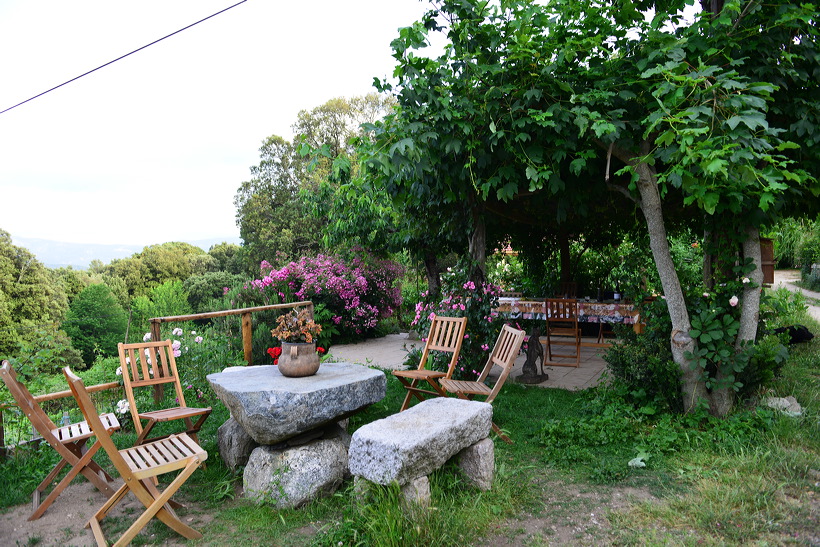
[148,300,314,367]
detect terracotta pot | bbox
[277,342,320,377]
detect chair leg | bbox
[115,461,203,546]
[136,417,158,445]
[491,422,513,444]
[30,440,112,521]
[398,379,430,411]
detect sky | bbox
[0,0,435,247]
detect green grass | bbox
[2,330,818,545]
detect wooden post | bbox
[242,311,253,366]
[149,319,164,403]
[0,408,5,461]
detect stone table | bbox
[206,362,387,508]
[207,362,386,445]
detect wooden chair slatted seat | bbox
[439,324,526,443]
[0,360,120,520]
[393,315,468,411]
[118,340,211,445]
[64,366,208,547]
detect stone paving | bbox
[327,332,607,391]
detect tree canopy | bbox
[354,0,818,415]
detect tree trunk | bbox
[423,252,442,298]
[468,211,487,283]
[633,154,707,413]
[737,225,763,344]
[558,230,572,283]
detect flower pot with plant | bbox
[270,307,323,377]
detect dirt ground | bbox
[0,479,210,546]
[0,471,660,546]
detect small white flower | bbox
[729,295,739,307]
[742,277,750,284]
[191,330,196,335]
[703,292,710,298]
[116,399,129,415]
[142,332,152,342]
[172,327,183,336]
[115,366,122,376]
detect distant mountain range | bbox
[12,236,242,269]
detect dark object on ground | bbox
[773,325,814,344]
[517,327,548,384]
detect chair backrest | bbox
[416,315,468,379]
[545,298,579,326]
[476,325,526,403]
[1,360,60,443]
[63,367,131,479]
[118,340,187,425]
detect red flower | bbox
[317,347,326,354]
[267,347,282,362]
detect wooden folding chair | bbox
[118,340,211,445]
[544,298,582,367]
[439,325,526,443]
[0,360,119,520]
[64,367,207,547]
[393,315,468,411]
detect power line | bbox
[0,0,248,116]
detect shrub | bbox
[410,266,504,381]
[603,298,683,413]
[63,284,128,367]
[737,333,789,399]
[235,249,404,341]
[183,271,247,313]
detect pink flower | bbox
[729,295,739,307]
[481,344,489,351]
[195,336,203,344]
[172,327,183,336]
[223,287,230,295]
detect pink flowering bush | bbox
[233,249,404,341]
[409,268,506,381]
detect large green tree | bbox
[364,0,819,415]
[63,283,128,366]
[235,94,397,271]
[0,230,69,358]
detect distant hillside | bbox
[12,236,242,269]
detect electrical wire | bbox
[0,0,248,116]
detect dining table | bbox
[493,298,642,346]
[495,298,639,324]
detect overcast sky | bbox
[0,0,433,246]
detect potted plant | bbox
[270,308,323,377]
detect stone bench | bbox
[348,398,495,504]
